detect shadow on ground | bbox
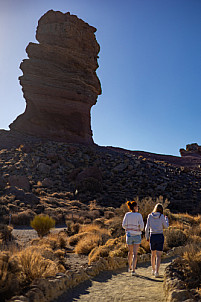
[54,257,174,302]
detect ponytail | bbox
[127,200,138,212]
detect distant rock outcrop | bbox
[10,10,101,144]
[180,143,201,157]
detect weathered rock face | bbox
[10,10,101,144]
[180,143,201,157]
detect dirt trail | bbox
[54,257,173,302]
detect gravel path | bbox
[54,257,173,302]
[12,226,67,246]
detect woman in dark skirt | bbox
[145,203,169,277]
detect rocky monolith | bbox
[10,10,101,144]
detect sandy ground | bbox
[54,257,173,302]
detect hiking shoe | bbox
[154,272,159,277]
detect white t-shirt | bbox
[122,212,144,235]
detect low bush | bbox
[88,236,126,264]
[31,233,68,252]
[11,210,35,226]
[75,233,103,255]
[0,224,13,241]
[171,243,201,295]
[88,246,110,264]
[71,224,111,255]
[0,252,21,301]
[164,227,187,249]
[187,223,201,237]
[68,232,87,246]
[17,247,58,283]
[31,214,55,238]
[104,216,125,237]
[65,221,80,236]
[118,195,169,222]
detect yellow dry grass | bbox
[68,223,111,255]
[0,252,19,300]
[88,236,126,264]
[31,232,68,250]
[17,247,58,282]
[75,233,103,255]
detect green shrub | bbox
[31,215,55,238]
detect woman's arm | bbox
[139,214,144,231]
[122,213,127,230]
[162,215,169,229]
[145,216,150,240]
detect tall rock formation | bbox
[10,10,101,144]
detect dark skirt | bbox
[150,233,164,251]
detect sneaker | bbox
[151,270,155,276]
[131,271,136,276]
[154,272,159,277]
[128,267,132,272]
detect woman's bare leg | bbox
[151,250,156,272]
[128,244,134,270]
[155,251,162,273]
[132,243,140,271]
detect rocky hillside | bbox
[0,130,201,226]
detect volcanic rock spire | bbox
[10,10,101,144]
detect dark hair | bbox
[127,201,138,212]
[153,203,163,216]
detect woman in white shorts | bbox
[122,201,144,275]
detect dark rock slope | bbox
[0,131,201,225]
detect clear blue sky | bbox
[1,0,201,156]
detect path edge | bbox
[8,247,181,302]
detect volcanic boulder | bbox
[10,10,101,144]
[180,143,201,157]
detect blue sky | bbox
[0,0,201,156]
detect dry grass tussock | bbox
[0,251,21,301]
[173,242,201,294]
[163,212,201,250]
[0,224,13,241]
[17,247,58,283]
[166,216,201,297]
[69,224,111,255]
[31,232,68,251]
[88,236,127,264]
[0,246,59,300]
[117,195,169,221]
[1,198,201,300]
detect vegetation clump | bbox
[31,214,55,238]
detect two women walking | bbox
[122,201,169,277]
